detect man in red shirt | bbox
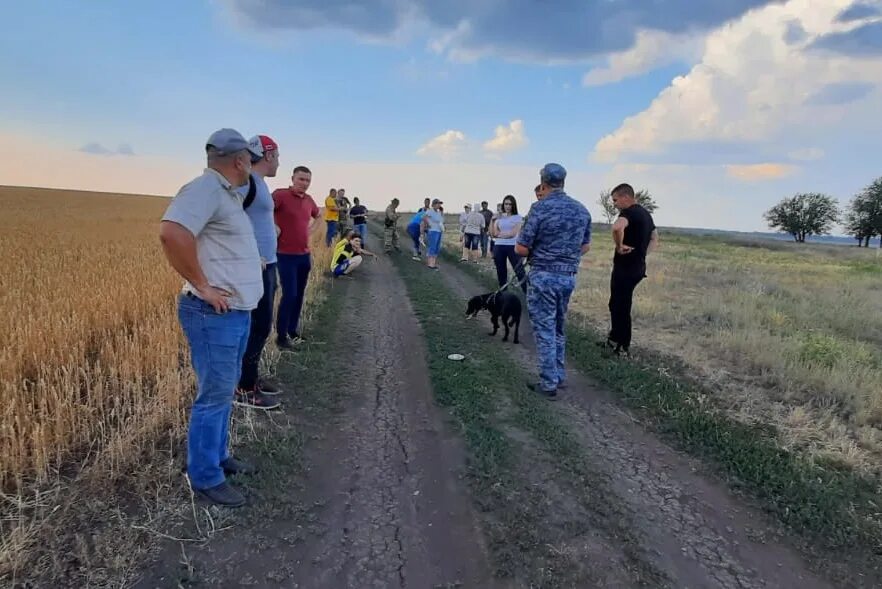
[273,166,321,350]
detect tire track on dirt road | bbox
[433,258,846,589]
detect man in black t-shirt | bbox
[349,197,368,245]
[606,183,659,356]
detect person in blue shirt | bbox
[406,209,427,260]
[515,163,592,399]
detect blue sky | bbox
[1,0,881,231]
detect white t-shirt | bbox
[464,211,485,235]
[494,214,523,246]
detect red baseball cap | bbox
[248,134,278,157]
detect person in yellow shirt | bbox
[331,231,376,277]
[324,188,340,246]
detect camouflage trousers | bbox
[384,225,400,251]
[526,270,576,392]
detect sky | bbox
[1,0,881,231]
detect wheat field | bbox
[0,185,331,578]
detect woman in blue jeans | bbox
[490,194,526,291]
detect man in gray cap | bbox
[159,128,264,507]
[515,163,592,399]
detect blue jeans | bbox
[178,294,251,490]
[427,231,442,257]
[239,263,277,390]
[493,244,527,291]
[354,223,367,245]
[325,221,338,246]
[527,270,576,392]
[276,253,312,340]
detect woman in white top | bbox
[421,198,446,270]
[490,194,527,291]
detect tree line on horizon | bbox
[763,177,882,247]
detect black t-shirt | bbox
[350,205,367,225]
[614,205,655,272]
[335,243,356,266]
[480,209,493,232]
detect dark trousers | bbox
[276,253,311,341]
[493,244,527,291]
[239,263,277,390]
[608,267,645,350]
[480,232,489,257]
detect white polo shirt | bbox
[162,168,263,311]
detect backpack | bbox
[242,175,257,210]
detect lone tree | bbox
[598,188,658,223]
[764,193,840,243]
[845,177,882,248]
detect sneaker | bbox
[527,382,558,400]
[276,337,295,351]
[412,255,421,261]
[234,389,281,411]
[257,378,282,396]
[221,456,258,476]
[194,481,245,508]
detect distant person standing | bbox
[462,205,485,263]
[274,166,321,349]
[605,183,658,357]
[324,188,339,246]
[491,195,527,291]
[384,198,401,253]
[459,205,470,251]
[159,128,264,507]
[479,201,493,258]
[349,197,368,245]
[235,134,284,410]
[337,188,351,237]
[515,164,591,399]
[419,197,431,212]
[422,198,445,270]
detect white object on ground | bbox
[447,353,465,361]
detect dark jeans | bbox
[178,294,250,490]
[277,253,312,341]
[608,267,645,351]
[325,221,338,246]
[239,263,277,390]
[480,232,489,257]
[493,244,527,291]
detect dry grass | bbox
[0,185,331,583]
[438,218,882,475]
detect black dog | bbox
[465,291,522,344]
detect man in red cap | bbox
[234,134,283,410]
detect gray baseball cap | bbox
[540,163,567,185]
[206,128,262,158]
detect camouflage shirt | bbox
[517,189,591,275]
[384,205,399,225]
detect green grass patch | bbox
[384,230,663,587]
[441,244,882,556]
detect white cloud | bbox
[583,30,702,86]
[416,130,467,160]
[593,0,882,162]
[483,119,528,157]
[788,147,825,160]
[726,163,797,181]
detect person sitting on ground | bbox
[331,233,375,277]
[462,205,486,263]
[421,198,445,270]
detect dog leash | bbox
[487,261,530,305]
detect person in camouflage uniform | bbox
[515,163,592,399]
[384,198,401,253]
[336,188,350,237]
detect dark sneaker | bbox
[614,345,631,359]
[257,378,282,396]
[527,382,558,400]
[195,481,245,508]
[276,337,295,351]
[221,456,258,476]
[234,389,281,411]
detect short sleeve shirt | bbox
[424,210,445,232]
[239,173,277,265]
[517,189,592,275]
[350,205,368,225]
[274,189,321,255]
[324,196,339,221]
[464,211,485,235]
[162,169,262,310]
[614,204,656,273]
